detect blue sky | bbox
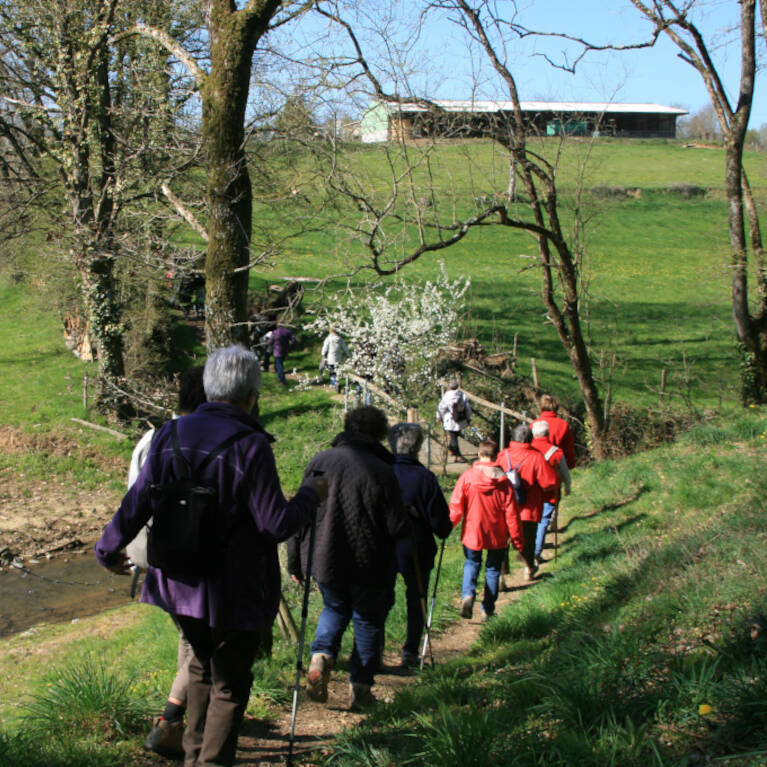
[294,1,764,129]
[413,1,765,129]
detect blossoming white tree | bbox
[307,264,470,406]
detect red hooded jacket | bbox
[449,462,523,553]
[532,410,576,468]
[496,441,558,523]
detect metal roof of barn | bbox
[382,99,687,115]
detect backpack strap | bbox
[169,419,192,480]
[197,429,254,474]
[544,445,559,461]
[169,420,254,477]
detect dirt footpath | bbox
[230,567,537,766]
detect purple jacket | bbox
[94,401,318,630]
[270,327,296,359]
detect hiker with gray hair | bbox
[385,422,452,668]
[496,423,558,581]
[531,420,571,566]
[95,344,327,767]
[436,380,471,462]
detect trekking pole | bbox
[410,532,433,668]
[287,503,319,767]
[554,504,558,563]
[419,538,446,671]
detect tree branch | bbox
[161,183,208,242]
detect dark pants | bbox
[447,430,461,457]
[383,556,432,658]
[274,356,286,384]
[175,615,272,767]
[521,520,537,569]
[311,581,389,685]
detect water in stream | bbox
[0,549,136,638]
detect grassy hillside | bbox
[249,138,766,411]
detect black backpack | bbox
[146,419,252,579]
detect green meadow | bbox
[248,138,766,411]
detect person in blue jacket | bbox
[386,422,452,668]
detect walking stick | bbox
[410,532,433,668]
[419,538,446,671]
[287,505,318,767]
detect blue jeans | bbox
[535,501,556,558]
[461,547,505,617]
[274,356,286,384]
[311,581,388,685]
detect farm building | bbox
[360,100,687,142]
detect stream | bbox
[0,549,135,638]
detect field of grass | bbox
[248,138,766,412]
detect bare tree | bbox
[316,0,610,457]
[0,0,203,392]
[630,0,767,403]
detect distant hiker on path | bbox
[497,424,558,581]
[531,420,571,566]
[449,440,523,622]
[532,393,576,470]
[320,327,349,391]
[269,323,297,385]
[288,406,409,710]
[95,345,327,767]
[437,380,472,462]
[386,422,452,668]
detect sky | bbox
[305,0,766,130]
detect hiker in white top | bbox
[436,381,472,462]
[320,327,350,390]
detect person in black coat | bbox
[386,423,452,668]
[288,406,408,710]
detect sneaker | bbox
[499,573,514,592]
[480,610,493,623]
[400,650,420,669]
[460,595,474,619]
[306,653,333,703]
[144,717,184,758]
[349,682,376,711]
[524,565,538,581]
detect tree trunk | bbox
[201,1,279,351]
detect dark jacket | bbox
[95,402,318,630]
[392,455,452,574]
[287,431,409,586]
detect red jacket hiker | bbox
[532,407,576,469]
[496,441,558,524]
[449,461,523,554]
[531,436,571,505]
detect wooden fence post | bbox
[531,358,539,388]
[83,374,88,409]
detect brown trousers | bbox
[175,615,272,767]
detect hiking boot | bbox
[524,565,538,581]
[306,653,333,703]
[400,650,420,669]
[481,610,493,623]
[499,573,514,592]
[144,717,184,758]
[349,682,375,711]
[460,595,474,619]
